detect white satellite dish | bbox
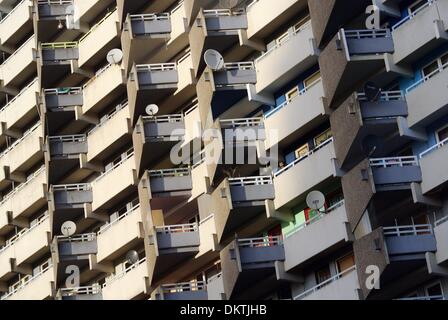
[145,104,159,116]
[126,250,139,264]
[106,49,123,65]
[61,221,77,237]
[306,191,326,211]
[204,49,225,71]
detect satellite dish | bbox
[204,49,225,71]
[364,81,381,102]
[61,221,77,237]
[126,250,139,264]
[306,191,326,211]
[145,104,159,116]
[106,49,123,65]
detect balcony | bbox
[294,266,361,300]
[59,285,102,300]
[87,102,131,162]
[73,0,116,25]
[264,79,326,150]
[91,152,137,211]
[319,29,394,108]
[246,0,308,39]
[0,214,50,282]
[0,167,47,227]
[406,63,448,128]
[0,123,44,190]
[154,281,208,300]
[392,0,448,65]
[284,200,352,271]
[127,62,178,124]
[102,258,148,300]
[81,63,126,117]
[214,62,257,88]
[189,8,248,76]
[37,42,81,88]
[133,114,185,176]
[78,9,120,69]
[419,138,448,193]
[96,204,143,264]
[46,135,91,184]
[0,35,36,90]
[0,0,33,48]
[369,156,422,191]
[0,78,39,142]
[146,168,192,200]
[331,91,409,170]
[220,236,285,299]
[1,261,54,300]
[274,138,337,209]
[212,176,275,243]
[255,20,318,94]
[147,223,199,284]
[384,224,436,257]
[434,217,448,265]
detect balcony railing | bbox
[97,203,140,235]
[41,41,78,49]
[82,63,113,88]
[407,60,448,93]
[0,36,34,66]
[136,63,177,72]
[44,87,82,97]
[130,13,170,22]
[60,284,101,296]
[160,281,206,293]
[223,61,254,71]
[0,259,52,300]
[94,150,134,183]
[275,137,333,177]
[143,114,184,123]
[228,176,273,187]
[392,0,435,30]
[203,9,245,18]
[57,233,96,243]
[155,223,198,234]
[293,265,356,300]
[148,168,190,178]
[344,29,390,39]
[37,0,73,6]
[419,137,448,159]
[357,90,404,102]
[49,134,86,143]
[102,257,146,288]
[0,0,27,24]
[264,78,321,118]
[87,100,128,136]
[369,156,419,168]
[220,117,263,129]
[0,166,45,206]
[0,78,38,113]
[285,199,345,238]
[52,183,91,192]
[238,236,282,248]
[383,224,433,237]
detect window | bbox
[314,129,333,146]
[293,15,311,33]
[422,52,448,80]
[276,31,290,45]
[436,125,448,143]
[408,0,427,16]
[336,252,355,274]
[303,71,321,89]
[285,86,299,102]
[316,266,331,284]
[295,143,309,159]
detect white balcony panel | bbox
[102,261,148,300]
[5,267,54,300]
[301,269,360,300]
[0,0,32,46]
[14,217,50,266]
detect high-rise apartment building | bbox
[0,0,447,301]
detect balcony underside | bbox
[46,158,91,185]
[44,110,88,136]
[228,269,281,300]
[39,63,84,89]
[150,248,199,284]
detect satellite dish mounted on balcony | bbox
[107,49,123,65]
[126,250,139,264]
[306,191,326,212]
[204,49,225,71]
[145,104,159,116]
[364,81,382,102]
[61,221,77,237]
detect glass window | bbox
[441,52,448,67]
[314,129,333,146]
[286,86,299,102]
[437,126,448,142]
[422,60,439,79]
[295,144,309,159]
[316,266,332,284]
[336,252,355,274]
[304,71,321,89]
[408,0,427,16]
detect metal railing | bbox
[37,0,73,5]
[285,199,346,238]
[264,78,321,118]
[274,137,333,177]
[369,156,419,168]
[155,223,198,234]
[98,204,140,235]
[392,0,435,30]
[220,117,263,129]
[203,8,245,17]
[57,233,97,243]
[60,284,101,296]
[143,114,184,123]
[102,257,146,288]
[41,41,78,49]
[406,60,448,93]
[397,295,444,301]
[228,175,273,186]
[148,168,191,178]
[344,29,390,39]
[130,13,170,22]
[419,137,448,159]
[357,90,404,102]
[136,63,177,72]
[44,87,82,96]
[52,183,91,192]
[238,236,282,248]
[160,281,206,293]
[223,61,254,71]
[383,224,433,237]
